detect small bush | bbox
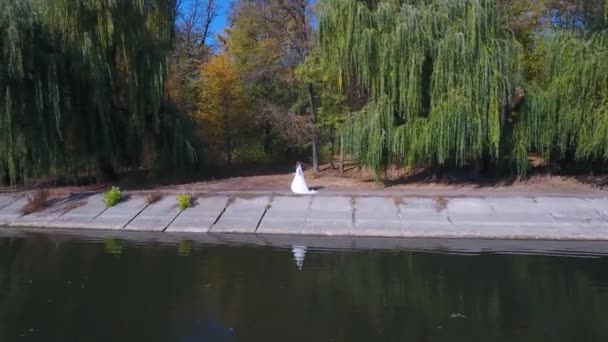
[176,193,191,211]
[103,186,123,208]
[146,192,163,205]
[22,189,51,215]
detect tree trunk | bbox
[226,137,232,165]
[307,82,319,173]
[98,156,118,181]
[339,133,345,175]
[223,105,232,165]
[263,125,272,155]
[329,126,335,170]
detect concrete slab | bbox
[485,197,555,224]
[12,195,87,227]
[0,197,28,225]
[166,197,228,233]
[399,197,450,225]
[124,196,180,232]
[324,219,607,240]
[258,234,356,250]
[446,197,552,226]
[0,195,19,210]
[535,197,606,224]
[212,232,269,246]
[353,197,402,237]
[584,198,608,219]
[485,196,536,212]
[7,226,608,256]
[567,223,608,239]
[355,197,400,220]
[3,191,608,241]
[391,238,608,256]
[446,197,496,224]
[257,196,310,235]
[402,223,536,239]
[300,196,353,236]
[48,194,107,228]
[23,227,225,246]
[210,196,270,233]
[87,196,148,230]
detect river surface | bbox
[1,234,607,341]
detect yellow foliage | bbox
[225,3,283,74]
[195,53,251,164]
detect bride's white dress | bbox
[291,164,317,194]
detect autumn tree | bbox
[195,53,250,165]
[298,49,352,172]
[503,0,608,81]
[224,0,319,169]
[168,0,220,114]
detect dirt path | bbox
[140,163,608,198]
[2,163,607,197]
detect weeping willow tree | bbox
[318,0,523,175]
[0,0,198,185]
[514,28,608,175]
[318,0,608,177]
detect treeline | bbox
[319,0,608,177]
[0,0,196,185]
[1,0,608,185]
[187,0,319,169]
[0,0,321,185]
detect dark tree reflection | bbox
[0,236,607,342]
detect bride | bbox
[290,162,317,194]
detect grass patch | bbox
[22,189,51,215]
[146,192,163,205]
[393,196,403,207]
[64,200,86,213]
[176,193,192,211]
[435,197,448,212]
[103,186,123,208]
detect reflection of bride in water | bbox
[292,245,307,270]
[290,162,317,195]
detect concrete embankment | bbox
[2,192,608,241]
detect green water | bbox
[0,235,607,342]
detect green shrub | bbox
[103,186,123,207]
[176,193,191,211]
[232,142,272,164]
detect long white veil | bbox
[290,163,317,194]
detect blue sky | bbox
[177,0,231,47]
[199,0,319,47]
[211,0,232,38]
[209,0,230,46]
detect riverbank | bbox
[4,162,608,196]
[2,190,608,240]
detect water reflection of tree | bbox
[0,237,607,341]
[195,249,608,341]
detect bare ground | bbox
[160,164,607,196]
[2,163,608,197]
